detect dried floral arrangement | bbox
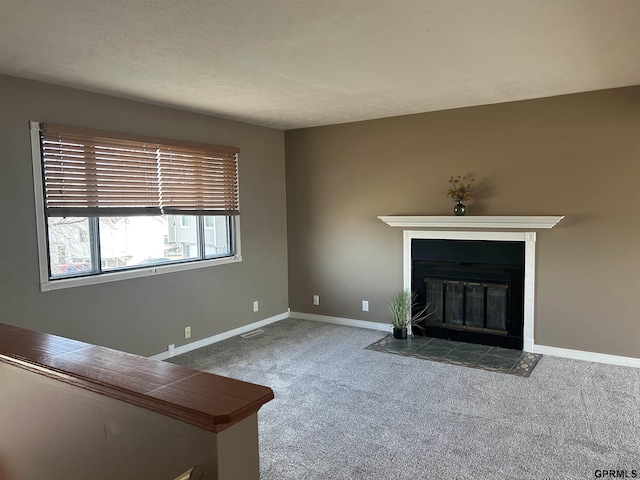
[447,175,475,203]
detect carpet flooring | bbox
[168,318,640,480]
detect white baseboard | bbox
[149,312,289,360]
[289,311,391,333]
[294,312,640,369]
[532,344,640,369]
[150,309,640,370]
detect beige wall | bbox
[0,74,288,356]
[0,361,261,480]
[0,361,218,480]
[3,72,638,360]
[285,87,640,359]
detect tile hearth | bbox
[365,335,542,377]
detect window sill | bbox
[40,255,242,292]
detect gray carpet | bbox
[168,318,640,480]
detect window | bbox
[30,122,241,291]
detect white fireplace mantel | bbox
[378,215,564,229]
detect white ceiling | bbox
[1,1,640,130]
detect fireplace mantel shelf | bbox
[378,215,564,229]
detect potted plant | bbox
[389,290,435,339]
[389,290,411,339]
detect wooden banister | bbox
[0,323,274,433]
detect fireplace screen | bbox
[424,277,509,334]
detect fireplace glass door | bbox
[425,278,509,334]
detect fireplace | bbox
[411,239,525,350]
[382,218,564,353]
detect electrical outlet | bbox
[184,326,191,339]
[253,300,259,312]
[313,295,320,305]
[362,300,369,312]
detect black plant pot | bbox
[393,327,408,339]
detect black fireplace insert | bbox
[411,239,525,350]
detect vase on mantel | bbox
[454,201,467,216]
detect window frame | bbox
[30,121,242,292]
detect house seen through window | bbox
[31,122,241,289]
